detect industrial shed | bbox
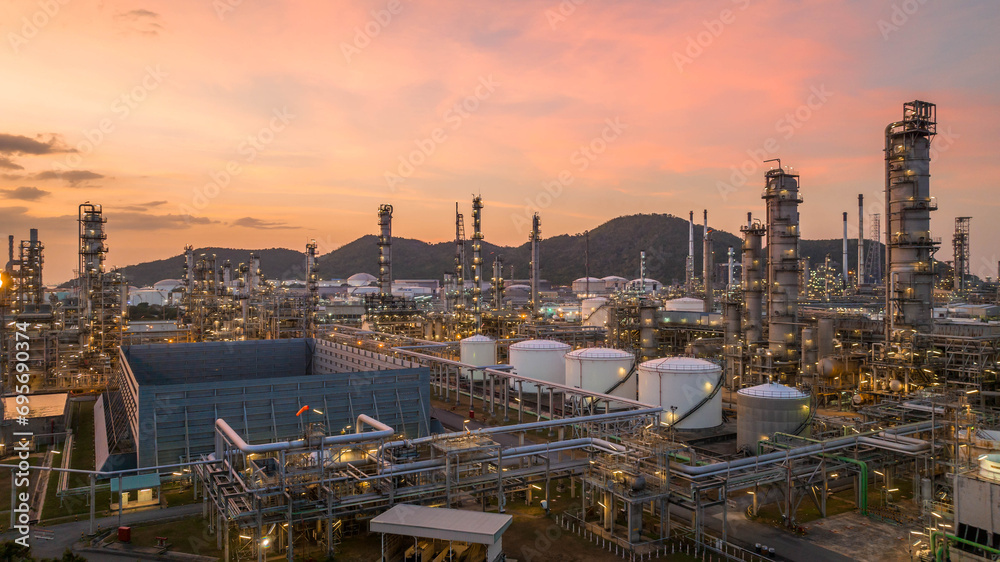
[96,338,430,471]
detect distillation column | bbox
[471,196,484,326]
[78,203,122,378]
[703,210,713,313]
[17,229,44,310]
[953,217,970,292]
[842,212,849,288]
[763,166,803,380]
[858,194,865,286]
[529,213,541,315]
[741,213,765,346]
[686,210,695,295]
[306,240,318,337]
[377,204,393,296]
[885,100,938,337]
[454,204,466,315]
[492,255,505,310]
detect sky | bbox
[2,0,999,284]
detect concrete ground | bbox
[800,511,913,562]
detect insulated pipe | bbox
[857,436,930,454]
[378,407,662,453]
[214,414,394,458]
[669,421,936,478]
[378,438,626,477]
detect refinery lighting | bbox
[0,27,995,559]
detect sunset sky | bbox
[2,0,998,283]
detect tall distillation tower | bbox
[377,204,393,296]
[306,240,319,337]
[16,229,44,311]
[453,204,466,315]
[686,211,695,295]
[78,203,123,379]
[741,213,766,347]
[529,213,541,316]
[762,163,802,380]
[471,196,484,328]
[953,217,970,292]
[885,100,938,338]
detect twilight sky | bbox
[2,0,999,283]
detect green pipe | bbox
[834,455,868,516]
[931,530,1000,561]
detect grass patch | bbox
[127,515,221,559]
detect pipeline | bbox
[931,530,1000,561]
[762,433,871,515]
[673,421,936,479]
[378,407,662,454]
[214,414,394,457]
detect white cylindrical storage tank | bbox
[663,297,705,312]
[460,335,496,377]
[638,357,722,430]
[509,340,571,393]
[979,454,1000,482]
[581,297,609,327]
[565,348,635,398]
[736,382,810,453]
[572,277,605,296]
[602,276,627,291]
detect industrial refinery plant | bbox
[4,100,1000,562]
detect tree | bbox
[0,541,31,562]
[39,548,88,562]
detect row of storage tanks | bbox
[460,336,810,451]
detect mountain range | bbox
[114,213,888,288]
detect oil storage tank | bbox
[460,335,496,378]
[736,382,810,453]
[509,340,571,393]
[565,348,635,399]
[637,357,722,430]
[581,297,609,327]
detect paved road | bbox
[681,503,855,562]
[0,503,202,560]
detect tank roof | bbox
[510,339,571,351]
[565,347,632,360]
[639,356,719,372]
[737,382,808,399]
[461,335,494,343]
